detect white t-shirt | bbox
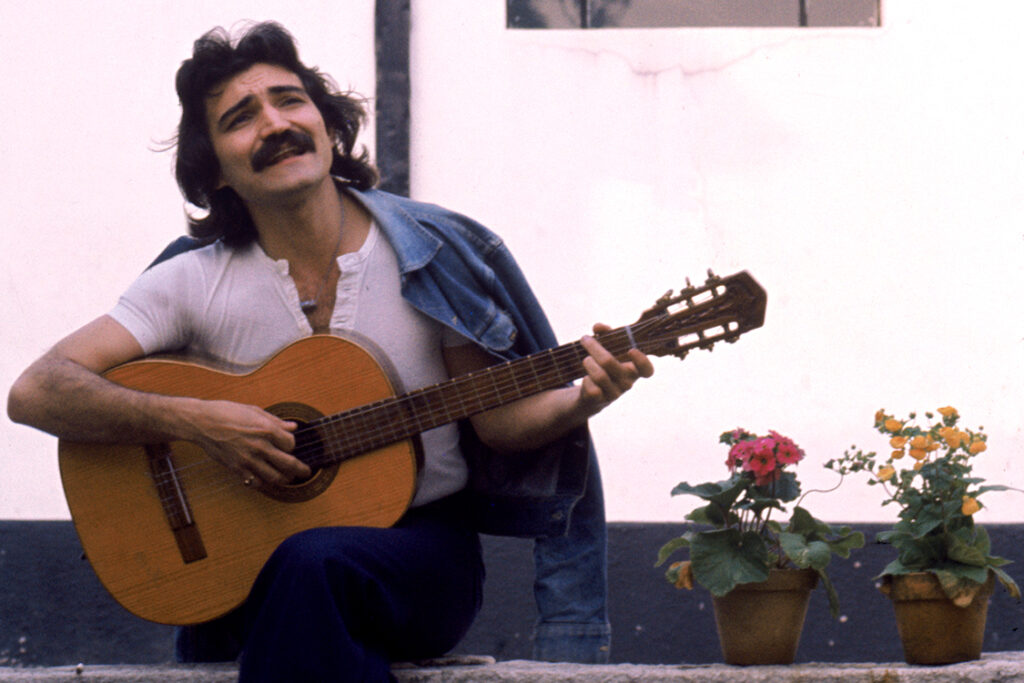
[110,224,469,506]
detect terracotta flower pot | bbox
[710,568,818,665]
[880,571,995,665]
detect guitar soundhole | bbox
[262,402,339,503]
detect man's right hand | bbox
[179,398,310,487]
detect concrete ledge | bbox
[2,653,1023,682]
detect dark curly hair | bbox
[174,21,378,246]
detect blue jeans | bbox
[177,497,483,682]
[532,451,611,663]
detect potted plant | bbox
[656,428,864,665]
[825,406,1021,664]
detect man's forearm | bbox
[470,385,592,454]
[7,354,191,444]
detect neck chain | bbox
[299,204,346,314]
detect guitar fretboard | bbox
[298,327,637,466]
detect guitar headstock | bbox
[631,270,766,359]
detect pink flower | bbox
[730,428,749,442]
[721,428,803,485]
[770,431,805,465]
[726,441,752,471]
[743,438,777,478]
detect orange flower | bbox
[884,418,904,433]
[890,436,908,449]
[877,465,896,482]
[909,448,928,460]
[891,450,905,460]
[938,406,958,418]
[961,496,980,516]
[913,460,924,471]
[909,435,930,449]
[939,427,963,449]
[969,440,987,454]
[875,409,887,424]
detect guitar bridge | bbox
[147,443,208,564]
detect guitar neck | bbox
[308,327,636,465]
[303,270,768,467]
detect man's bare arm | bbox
[7,315,309,486]
[443,323,654,453]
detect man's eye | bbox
[227,113,252,129]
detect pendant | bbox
[300,299,317,313]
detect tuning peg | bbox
[654,290,675,307]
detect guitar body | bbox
[58,334,418,626]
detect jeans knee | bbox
[268,527,347,573]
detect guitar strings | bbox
[146,301,734,510]
[143,332,606,510]
[146,335,594,508]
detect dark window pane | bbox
[508,0,584,28]
[509,0,881,28]
[590,0,799,28]
[807,0,880,27]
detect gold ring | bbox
[243,476,255,487]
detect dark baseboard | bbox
[1,521,1020,665]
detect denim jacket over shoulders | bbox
[351,188,592,539]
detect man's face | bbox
[205,63,334,205]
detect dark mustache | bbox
[251,130,316,172]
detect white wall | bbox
[0,0,376,518]
[409,0,1024,523]
[2,1,1021,525]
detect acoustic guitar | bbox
[58,270,766,625]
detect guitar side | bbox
[58,334,418,625]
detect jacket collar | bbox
[346,186,442,274]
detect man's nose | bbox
[259,106,290,136]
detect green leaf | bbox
[828,530,866,558]
[749,471,800,503]
[817,569,841,619]
[903,509,944,538]
[779,532,832,571]
[986,551,1012,568]
[654,535,691,567]
[946,531,988,568]
[879,557,912,577]
[777,531,809,565]
[875,529,901,544]
[685,504,725,526]
[974,526,993,556]
[896,536,944,570]
[671,476,746,507]
[991,566,1022,600]
[786,506,827,536]
[930,566,991,603]
[689,529,770,597]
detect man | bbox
[7,22,652,682]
